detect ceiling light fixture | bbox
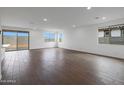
[72,25,76,28]
[43,18,47,22]
[87,7,92,10]
[102,17,106,20]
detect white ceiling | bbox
[0,7,124,30]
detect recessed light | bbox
[87,7,92,10]
[43,18,47,22]
[72,25,76,28]
[102,17,106,20]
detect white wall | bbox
[2,18,124,59]
[59,18,124,59]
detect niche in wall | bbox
[98,24,124,45]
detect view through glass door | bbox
[2,30,29,51]
[17,32,29,50]
[2,31,17,51]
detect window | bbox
[111,30,121,37]
[43,32,64,42]
[58,33,63,42]
[98,31,104,37]
[98,24,124,45]
[43,32,56,42]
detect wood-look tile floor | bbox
[1,48,124,85]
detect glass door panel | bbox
[17,32,29,50]
[3,31,17,51]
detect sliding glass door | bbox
[17,32,29,50]
[2,30,29,51]
[3,31,17,51]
